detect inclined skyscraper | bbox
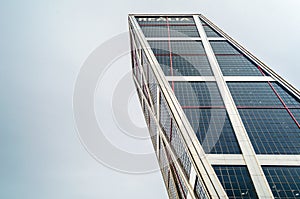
[128,14,300,199]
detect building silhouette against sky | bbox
[128,14,300,199]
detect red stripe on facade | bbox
[257,65,300,128]
[170,163,187,198]
[166,17,175,91]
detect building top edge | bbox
[128,14,202,16]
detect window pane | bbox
[263,166,300,198]
[239,108,300,154]
[184,108,241,154]
[213,166,258,199]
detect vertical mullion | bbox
[195,15,273,198]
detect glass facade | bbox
[213,166,258,199]
[148,40,213,76]
[184,108,241,154]
[129,14,300,199]
[263,166,300,198]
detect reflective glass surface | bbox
[184,108,241,154]
[148,41,213,76]
[213,165,258,199]
[173,82,223,107]
[239,108,300,154]
[263,166,300,198]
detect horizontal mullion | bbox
[166,76,215,82]
[182,106,226,109]
[140,24,196,26]
[207,154,300,166]
[154,53,207,56]
[146,37,201,41]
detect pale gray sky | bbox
[0,0,299,198]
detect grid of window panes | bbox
[213,166,258,199]
[160,93,192,176]
[142,52,158,114]
[168,174,180,199]
[228,81,300,154]
[227,82,282,107]
[148,40,213,76]
[200,19,222,37]
[159,90,209,199]
[291,109,300,121]
[149,109,158,151]
[170,163,188,198]
[131,15,300,199]
[184,108,241,154]
[159,142,180,199]
[194,177,209,199]
[215,55,263,76]
[263,166,300,198]
[210,41,241,54]
[170,120,192,176]
[239,108,300,154]
[173,82,224,107]
[210,41,263,76]
[136,16,199,38]
[272,82,300,107]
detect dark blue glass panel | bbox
[263,166,300,198]
[140,26,200,37]
[140,26,169,38]
[149,41,213,76]
[169,25,199,37]
[228,82,282,107]
[210,41,268,76]
[272,82,300,107]
[239,108,300,154]
[291,109,300,122]
[184,108,241,154]
[213,166,258,199]
[210,41,240,55]
[149,40,206,55]
[200,19,222,37]
[173,82,223,107]
[215,55,262,76]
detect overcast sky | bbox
[0,0,300,198]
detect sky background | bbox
[1,0,300,198]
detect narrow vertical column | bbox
[186,167,197,199]
[156,88,160,156]
[194,15,274,198]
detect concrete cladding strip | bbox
[194,15,274,198]
[129,15,226,198]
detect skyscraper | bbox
[128,14,300,199]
